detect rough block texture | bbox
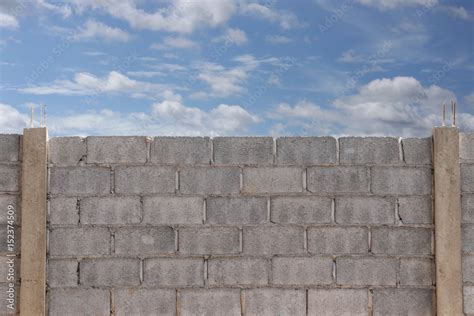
[80,196,141,225]
[49,197,78,225]
[143,196,203,225]
[372,227,432,255]
[79,258,140,286]
[398,196,433,224]
[207,196,267,224]
[339,137,399,164]
[463,194,474,223]
[308,289,368,316]
[460,133,474,161]
[373,289,434,316]
[462,164,474,192]
[307,166,369,193]
[271,196,331,224]
[115,289,176,316]
[400,258,434,286]
[336,196,395,224]
[0,165,19,192]
[180,167,240,194]
[49,289,110,316]
[371,167,432,195]
[308,227,368,254]
[402,137,432,164]
[144,258,204,286]
[243,226,304,255]
[114,227,175,255]
[213,137,273,165]
[0,135,19,162]
[243,289,306,316]
[276,137,337,165]
[336,257,398,285]
[47,259,78,288]
[179,289,241,316]
[87,136,147,163]
[208,258,268,286]
[50,166,110,195]
[49,227,110,256]
[49,137,86,165]
[151,137,211,165]
[179,227,240,255]
[272,256,333,285]
[115,166,176,194]
[242,167,303,194]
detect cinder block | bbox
[49,166,110,195]
[179,227,240,255]
[371,167,432,195]
[0,135,19,162]
[0,256,19,283]
[463,256,474,283]
[463,194,474,223]
[243,289,306,316]
[336,257,397,285]
[242,167,303,194]
[372,227,432,255]
[339,137,399,164]
[0,225,19,253]
[0,283,18,314]
[400,258,434,286]
[0,195,19,224]
[308,227,368,254]
[115,166,175,194]
[460,133,474,161]
[398,196,433,224]
[276,137,337,165]
[48,259,77,288]
[115,227,175,255]
[80,258,140,286]
[49,197,78,225]
[86,136,147,163]
[151,137,211,165]
[0,165,19,192]
[180,167,240,194]
[308,289,368,316]
[49,288,109,316]
[80,196,141,225]
[179,289,241,316]
[213,137,273,165]
[464,224,474,253]
[115,288,176,316]
[243,226,304,255]
[49,137,86,165]
[208,258,268,286]
[207,197,267,224]
[144,258,204,286]
[465,286,474,314]
[336,196,395,224]
[49,227,110,256]
[462,164,474,192]
[270,196,332,224]
[402,138,432,164]
[307,166,369,193]
[143,196,202,225]
[272,256,333,285]
[373,289,433,316]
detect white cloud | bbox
[442,6,473,20]
[126,71,164,78]
[265,35,293,44]
[465,92,474,106]
[34,0,71,18]
[356,0,437,10]
[338,49,364,63]
[0,12,18,29]
[151,36,197,50]
[0,104,28,133]
[73,20,130,42]
[213,28,248,45]
[241,2,300,29]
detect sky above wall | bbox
[0,0,473,137]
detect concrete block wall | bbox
[45,136,438,316]
[461,133,474,315]
[0,135,21,314]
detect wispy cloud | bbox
[0,11,18,29]
[265,35,293,44]
[73,20,130,42]
[151,36,197,50]
[213,28,248,45]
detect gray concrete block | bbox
[272,256,333,285]
[213,137,273,165]
[151,137,211,165]
[336,257,397,285]
[115,166,175,194]
[271,196,332,224]
[49,137,86,165]
[179,227,240,255]
[402,137,432,164]
[308,289,368,316]
[463,256,474,283]
[179,289,240,316]
[86,136,147,163]
[115,288,176,316]
[49,227,110,256]
[276,137,337,165]
[242,167,303,194]
[180,167,240,194]
[143,196,203,225]
[373,289,433,316]
[0,256,18,283]
[208,258,268,286]
[0,195,19,224]
[243,226,304,255]
[0,283,18,314]
[49,166,110,195]
[243,289,306,316]
[307,166,369,193]
[398,196,433,224]
[80,196,141,225]
[336,196,395,224]
[0,135,19,162]
[339,137,399,164]
[464,224,474,253]
[80,258,140,286]
[308,227,368,254]
[372,227,432,255]
[463,194,474,223]
[48,259,77,288]
[0,225,19,253]
[115,227,175,255]
[371,167,432,195]
[400,258,434,286]
[0,165,19,192]
[462,164,474,192]
[207,197,267,224]
[49,197,78,225]
[461,133,474,161]
[465,286,474,314]
[144,258,204,286]
[49,288,109,316]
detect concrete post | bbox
[433,127,463,315]
[19,128,47,316]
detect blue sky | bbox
[0,0,473,136]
